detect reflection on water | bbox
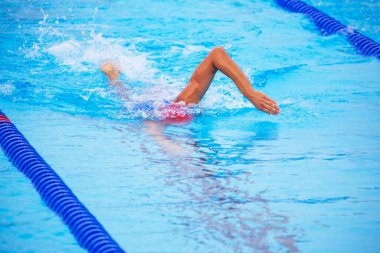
[143,118,300,252]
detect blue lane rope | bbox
[0,110,125,253]
[275,0,380,58]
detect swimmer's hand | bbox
[110,82,128,100]
[101,62,128,100]
[101,62,120,81]
[250,91,280,115]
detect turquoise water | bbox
[1,0,380,252]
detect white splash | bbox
[80,87,108,101]
[46,30,162,83]
[182,45,209,56]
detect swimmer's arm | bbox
[109,80,125,89]
[144,121,189,155]
[109,81,128,99]
[102,62,128,98]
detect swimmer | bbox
[101,46,280,115]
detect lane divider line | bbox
[0,110,125,253]
[275,0,380,58]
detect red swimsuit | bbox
[162,103,193,123]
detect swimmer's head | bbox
[101,62,120,81]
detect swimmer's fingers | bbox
[262,102,279,115]
[252,91,280,115]
[263,98,280,114]
[265,96,280,110]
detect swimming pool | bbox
[1,0,379,252]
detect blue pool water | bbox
[1,0,380,252]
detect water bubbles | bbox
[25,43,42,59]
[338,26,355,36]
[92,7,99,21]
[0,81,16,96]
[38,9,49,25]
[80,87,108,101]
